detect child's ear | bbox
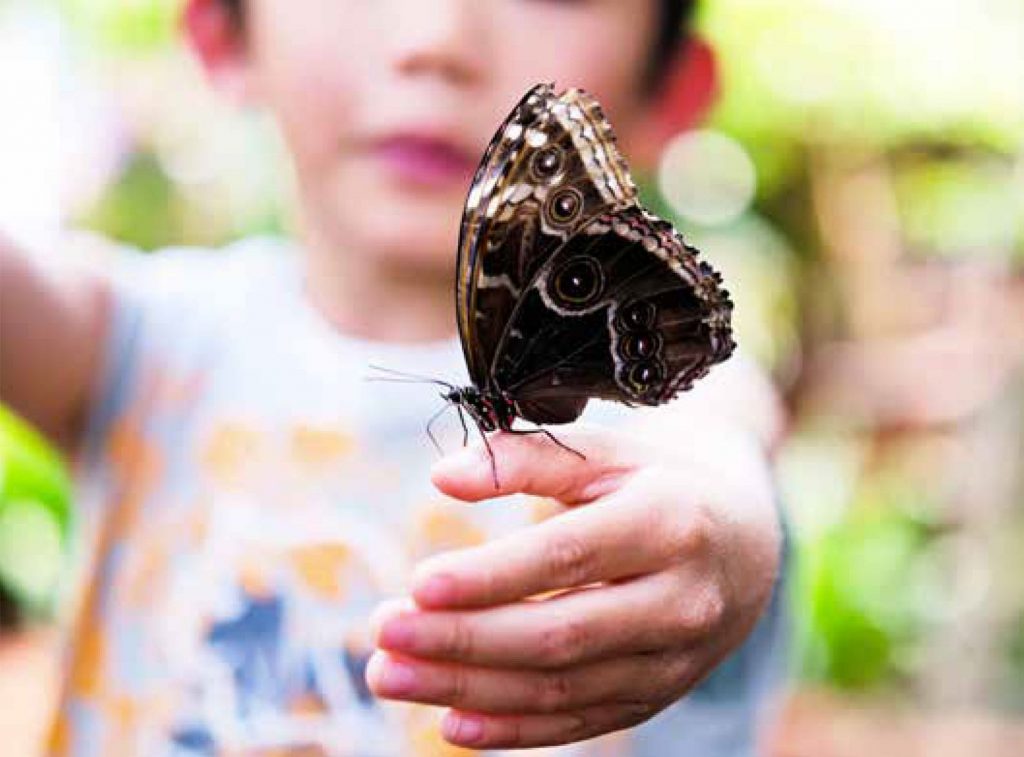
[633,35,719,167]
[182,0,256,104]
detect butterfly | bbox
[384,84,735,485]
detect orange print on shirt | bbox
[402,706,480,757]
[412,499,485,558]
[529,497,567,523]
[290,425,355,471]
[287,543,353,600]
[202,423,263,485]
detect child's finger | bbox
[375,571,710,668]
[430,425,643,504]
[410,472,704,609]
[364,646,688,715]
[440,702,656,750]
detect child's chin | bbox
[356,205,460,264]
[320,175,463,271]
[360,221,457,273]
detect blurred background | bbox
[1,0,1022,754]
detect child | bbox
[0,0,787,753]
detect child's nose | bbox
[385,0,485,85]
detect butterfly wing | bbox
[455,84,638,390]
[492,205,735,424]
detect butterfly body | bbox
[444,386,516,434]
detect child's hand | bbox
[366,424,782,749]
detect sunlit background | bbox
[1,0,1023,754]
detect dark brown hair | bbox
[648,0,698,93]
[218,0,697,94]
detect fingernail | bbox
[368,597,415,646]
[415,573,457,607]
[376,658,418,696]
[377,616,416,650]
[443,712,485,745]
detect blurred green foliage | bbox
[87,151,185,251]
[893,152,1024,263]
[795,482,944,689]
[0,406,72,622]
[1007,610,1024,710]
[59,0,179,53]
[703,0,1024,190]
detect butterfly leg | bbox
[506,427,587,461]
[455,404,470,447]
[424,403,452,457]
[471,422,500,489]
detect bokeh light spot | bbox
[657,129,757,227]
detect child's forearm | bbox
[0,235,108,452]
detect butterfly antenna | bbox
[366,364,456,391]
[365,376,445,385]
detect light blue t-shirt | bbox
[53,238,788,756]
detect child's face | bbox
[241,0,663,272]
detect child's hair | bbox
[648,0,699,93]
[217,0,698,95]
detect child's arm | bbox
[0,235,109,452]
[366,377,785,749]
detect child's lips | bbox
[370,134,479,187]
